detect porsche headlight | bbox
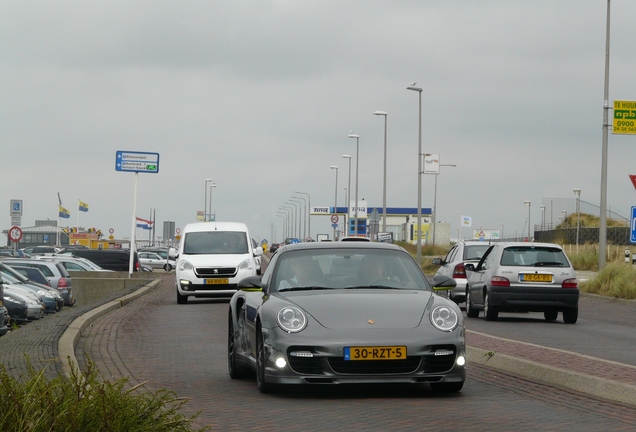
[430,305,458,331]
[277,307,307,333]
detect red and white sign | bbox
[9,225,22,242]
[629,174,636,190]
[330,214,339,223]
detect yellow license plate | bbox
[205,278,229,285]
[344,346,407,360]
[521,274,552,282]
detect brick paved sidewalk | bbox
[467,331,636,386]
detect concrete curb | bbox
[467,345,636,406]
[58,278,162,379]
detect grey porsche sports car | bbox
[228,242,466,393]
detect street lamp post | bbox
[330,166,339,240]
[294,191,311,240]
[432,163,457,245]
[208,183,217,222]
[204,178,213,221]
[277,213,286,241]
[342,155,351,235]
[524,201,531,240]
[282,206,294,239]
[288,199,303,239]
[348,133,360,236]
[573,188,581,246]
[407,84,423,264]
[292,195,306,240]
[285,201,300,239]
[373,111,388,234]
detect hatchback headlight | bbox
[430,305,459,331]
[277,306,307,333]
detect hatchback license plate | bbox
[344,346,407,360]
[205,278,229,285]
[521,274,552,282]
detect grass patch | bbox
[579,262,636,299]
[0,356,208,432]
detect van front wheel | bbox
[176,290,187,304]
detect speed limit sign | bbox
[9,225,22,242]
[330,214,339,223]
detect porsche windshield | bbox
[272,248,431,292]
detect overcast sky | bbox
[3,0,636,245]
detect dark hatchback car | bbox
[59,249,141,272]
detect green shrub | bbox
[567,247,599,271]
[0,356,208,432]
[579,262,636,299]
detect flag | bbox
[460,215,472,227]
[79,201,89,212]
[59,206,70,219]
[136,216,154,230]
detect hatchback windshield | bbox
[271,248,431,292]
[500,246,570,267]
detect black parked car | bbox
[58,249,141,272]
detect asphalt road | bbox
[74,275,636,431]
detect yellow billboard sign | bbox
[613,100,636,134]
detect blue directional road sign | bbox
[631,207,636,243]
[115,151,160,173]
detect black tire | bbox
[164,263,172,272]
[256,327,274,393]
[544,310,558,321]
[563,308,578,324]
[430,381,464,393]
[228,311,247,379]
[466,289,479,318]
[484,291,498,321]
[176,290,187,304]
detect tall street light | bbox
[294,191,311,240]
[285,201,300,239]
[407,84,423,264]
[204,178,213,221]
[432,163,456,245]
[524,201,531,240]
[292,195,306,240]
[573,188,581,246]
[348,133,360,236]
[288,199,302,239]
[342,155,351,235]
[330,166,339,240]
[208,182,217,222]
[277,213,286,241]
[282,206,294,239]
[373,111,388,233]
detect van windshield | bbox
[183,231,248,255]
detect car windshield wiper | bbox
[278,286,334,292]
[344,286,402,290]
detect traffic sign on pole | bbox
[115,151,160,173]
[631,207,636,244]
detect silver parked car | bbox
[464,242,579,323]
[138,251,176,271]
[431,241,491,304]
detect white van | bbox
[175,222,263,304]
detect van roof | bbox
[182,221,249,233]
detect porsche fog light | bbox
[277,306,307,333]
[430,305,458,331]
[275,357,287,368]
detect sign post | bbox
[115,151,160,277]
